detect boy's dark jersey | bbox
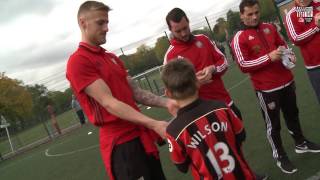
[166,99,255,180]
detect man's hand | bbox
[287,51,297,64]
[288,55,296,64]
[166,99,179,117]
[153,121,169,139]
[196,65,215,85]
[315,13,320,27]
[268,48,282,62]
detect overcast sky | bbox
[0,0,238,91]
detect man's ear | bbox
[78,17,86,30]
[240,13,244,22]
[165,89,173,98]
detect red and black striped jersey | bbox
[166,99,255,180]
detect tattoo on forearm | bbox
[127,77,167,107]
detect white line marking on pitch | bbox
[227,76,250,91]
[306,170,320,180]
[45,144,99,157]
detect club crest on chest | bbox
[195,41,203,48]
[251,45,261,54]
[263,28,271,35]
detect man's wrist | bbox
[211,65,217,74]
[147,119,158,130]
[316,24,320,31]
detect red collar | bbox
[170,35,195,46]
[79,42,106,53]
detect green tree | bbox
[0,73,33,129]
[119,54,132,73]
[226,10,241,39]
[48,89,72,114]
[192,27,212,39]
[213,17,227,42]
[125,45,160,76]
[153,36,170,63]
[259,0,277,22]
[25,84,50,123]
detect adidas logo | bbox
[177,55,185,59]
[248,35,255,40]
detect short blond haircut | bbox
[77,1,111,19]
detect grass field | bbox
[0,110,81,155]
[0,46,320,180]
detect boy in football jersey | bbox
[161,59,263,180]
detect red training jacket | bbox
[164,34,233,105]
[231,23,294,91]
[284,1,320,69]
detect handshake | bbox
[278,46,296,69]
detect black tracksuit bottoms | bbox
[255,82,305,159]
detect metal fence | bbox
[133,65,165,96]
[0,65,166,160]
[0,6,238,159]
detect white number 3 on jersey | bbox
[206,142,235,179]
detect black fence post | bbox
[144,75,153,93]
[164,31,171,44]
[41,117,52,140]
[153,80,160,95]
[205,16,215,40]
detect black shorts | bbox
[111,137,166,180]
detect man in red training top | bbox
[231,0,320,174]
[284,0,320,104]
[164,8,243,120]
[66,1,177,179]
